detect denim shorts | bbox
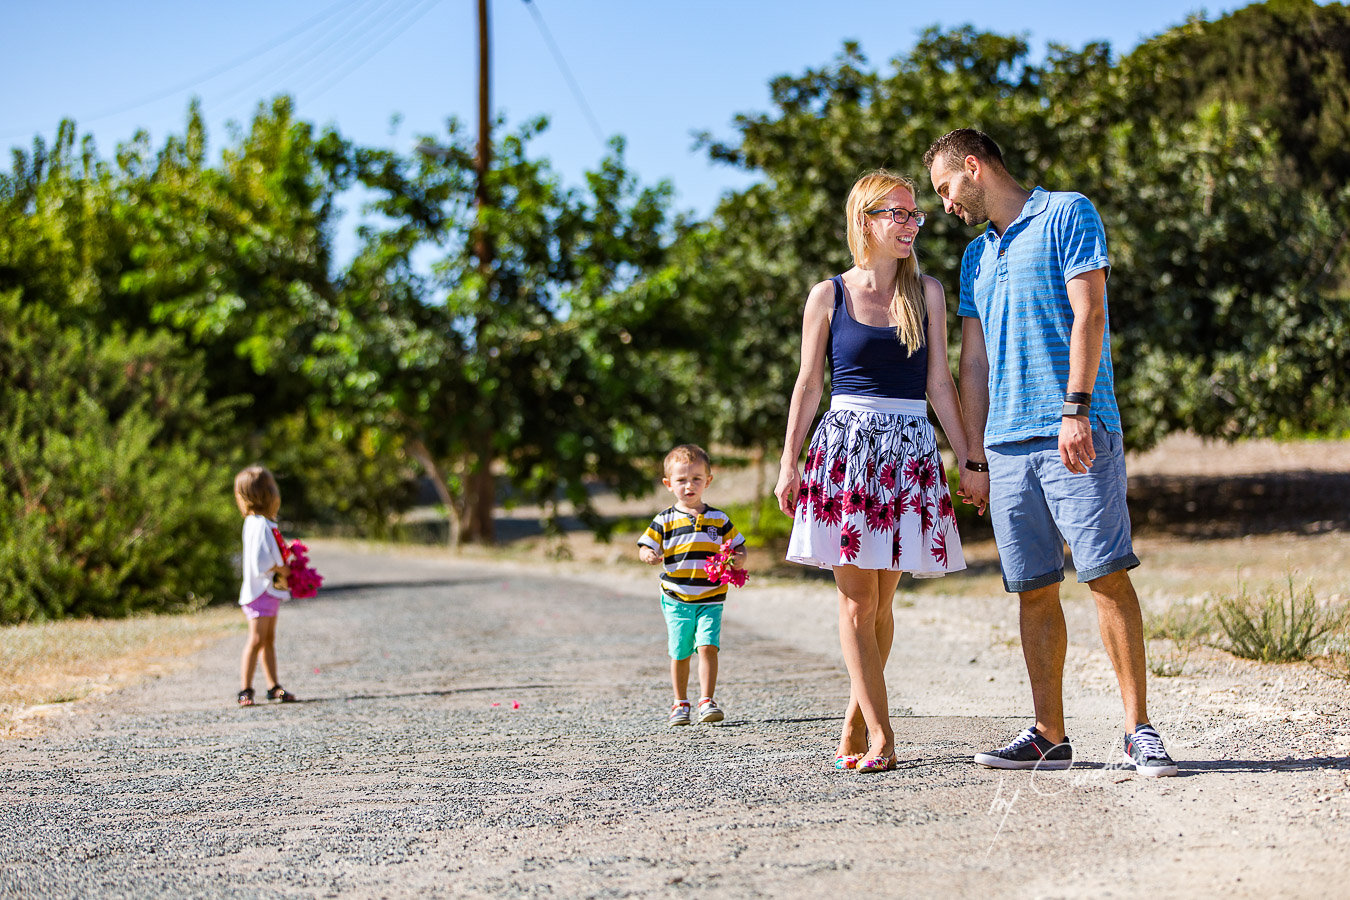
[660,594,723,659]
[987,429,1139,592]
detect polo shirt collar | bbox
[984,186,1050,243]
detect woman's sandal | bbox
[833,753,863,770]
[236,688,255,707]
[855,751,897,773]
[266,685,297,703]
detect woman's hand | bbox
[774,464,801,517]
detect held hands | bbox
[638,546,662,566]
[1058,415,1096,474]
[773,465,801,518]
[956,465,989,516]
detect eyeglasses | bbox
[866,207,926,227]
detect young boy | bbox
[638,444,747,726]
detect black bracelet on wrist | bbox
[964,459,990,473]
[1064,391,1092,406]
[1061,402,1091,418]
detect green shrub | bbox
[1215,577,1346,663]
[0,292,237,623]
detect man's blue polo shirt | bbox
[957,186,1122,446]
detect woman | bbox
[774,169,974,772]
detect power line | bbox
[0,0,367,144]
[521,0,606,148]
[300,0,445,105]
[210,0,411,115]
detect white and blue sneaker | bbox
[1124,724,1178,777]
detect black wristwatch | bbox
[1061,402,1090,418]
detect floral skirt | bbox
[786,396,966,576]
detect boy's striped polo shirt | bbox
[638,505,745,603]
[957,186,1123,445]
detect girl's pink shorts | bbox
[242,592,282,619]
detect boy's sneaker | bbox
[1124,724,1178,777]
[668,700,691,727]
[696,697,724,723]
[974,726,1073,770]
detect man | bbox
[924,128,1177,777]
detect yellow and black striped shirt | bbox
[638,505,745,603]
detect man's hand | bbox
[1058,415,1095,473]
[638,546,662,566]
[957,468,989,515]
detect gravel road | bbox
[2,542,1348,899]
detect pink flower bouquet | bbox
[286,539,324,599]
[704,539,748,588]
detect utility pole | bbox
[467,0,496,544]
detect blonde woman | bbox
[774,169,976,772]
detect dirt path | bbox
[2,543,1348,898]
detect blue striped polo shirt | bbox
[957,187,1122,445]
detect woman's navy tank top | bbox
[826,275,927,400]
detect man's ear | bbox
[964,154,981,178]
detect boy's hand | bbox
[729,547,747,569]
[638,547,662,566]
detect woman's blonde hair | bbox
[844,169,927,355]
[234,466,281,519]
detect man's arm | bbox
[1060,267,1108,474]
[958,316,991,513]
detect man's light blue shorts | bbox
[987,429,1140,593]
[660,594,723,660]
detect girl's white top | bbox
[239,514,291,605]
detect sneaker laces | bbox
[1130,726,1168,759]
[1001,728,1040,751]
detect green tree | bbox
[0,292,237,623]
[342,119,686,542]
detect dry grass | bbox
[0,606,242,738]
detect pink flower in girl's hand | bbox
[286,539,324,599]
[705,539,748,588]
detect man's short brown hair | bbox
[923,128,1007,173]
[663,443,711,476]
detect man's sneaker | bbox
[974,726,1073,770]
[697,697,724,723]
[668,701,691,727]
[1124,724,1178,777]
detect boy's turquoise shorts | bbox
[660,594,723,660]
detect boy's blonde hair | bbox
[663,444,711,476]
[234,466,281,518]
[844,169,927,356]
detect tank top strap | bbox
[830,275,845,312]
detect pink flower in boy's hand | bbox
[705,539,748,588]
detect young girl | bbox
[234,465,298,707]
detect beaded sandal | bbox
[236,688,255,707]
[265,685,297,703]
[856,751,897,773]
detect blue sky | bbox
[3,0,1262,260]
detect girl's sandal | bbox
[856,751,897,774]
[236,688,255,707]
[833,754,863,770]
[266,685,297,703]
